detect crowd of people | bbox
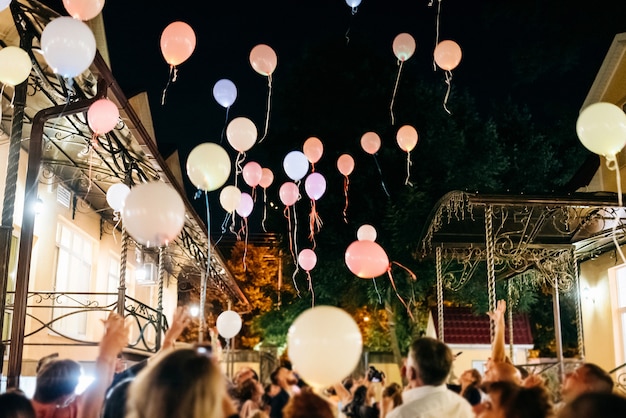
[1,301,626,418]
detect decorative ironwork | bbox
[3,290,168,354]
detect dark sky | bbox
[38,0,626,231]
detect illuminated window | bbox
[52,223,94,337]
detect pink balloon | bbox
[259,168,274,189]
[303,137,324,164]
[298,249,317,271]
[88,98,119,135]
[279,182,299,206]
[242,161,263,188]
[249,44,277,76]
[361,132,381,155]
[434,40,462,71]
[345,240,390,279]
[337,154,355,176]
[63,0,105,21]
[396,125,418,152]
[392,33,416,62]
[160,21,196,66]
[304,172,326,201]
[236,192,254,218]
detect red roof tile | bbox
[431,306,534,345]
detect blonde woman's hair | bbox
[125,348,225,418]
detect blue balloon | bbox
[345,0,362,8]
[212,79,237,108]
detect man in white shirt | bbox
[385,337,474,418]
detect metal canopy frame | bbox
[420,190,626,365]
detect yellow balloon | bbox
[576,102,626,159]
[219,185,242,213]
[0,46,32,86]
[186,143,231,192]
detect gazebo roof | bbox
[418,190,626,288]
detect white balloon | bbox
[219,185,242,213]
[357,224,377,242]
[345,0,361,8]
[121,182,185,248]
[213,79,237,108]
[106,183,130,212]
[41,17,96,78]
[0,46,32,86]
[283,150,309,181]
[287,306,362,387]
[216,310,242,339]
[576,102,626,158]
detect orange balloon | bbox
[396,125,418,152]
[259,168,274,189]
[303,137,324,164]
[360,132,381,155]
[249,44,277,76]
[392,33,416,62]
[434,40,462,71]
[337,154,355,177]
[160,21,196,66]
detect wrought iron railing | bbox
[609,362,626,396]
[2,290,168,354]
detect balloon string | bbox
[229,211,237,237]
[259,75,272,143]
[112,214,121,244]
[308,200,323,249]
[345,8,356,45]
[235,152,245,188]
[343,175,350,223]
[606,157,626,264]
[220,106,230,144]
[372,278,382,304]
[373,155,391,198]
[443,70,453,115]
[404,152,413,186]
[262,188,268,232]
[391,261,417,281]
[285,206,301,297]
[390,60,404,125]
[205,191,212,279]
[242,217,249,271]
[161,65,175,105]
[387,268,415,321]
[10,86,15,108]
[285,206,296,264]
[292,198,300,265]
[307,271,315,308]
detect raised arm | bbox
[162,306,191,350]
[487,299,506,363]
[78,312,129,418]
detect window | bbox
[107,256,120,309]
[52,223,94,338]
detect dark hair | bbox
[382,382,403,408]
[343,385,367,418]
[580,363,614,393]
[558,392,626,418]
[283,391,334,418]
[0,391,36,418]
[409,337,453,386]
[238,378,260,402]
[33,359,82,403]
[102,378,133,418]
[483,381,553,418]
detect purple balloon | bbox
[305,172,326,201]
[213,79,237,108]
[236,192,254,218]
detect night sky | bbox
[36,0,626,233]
